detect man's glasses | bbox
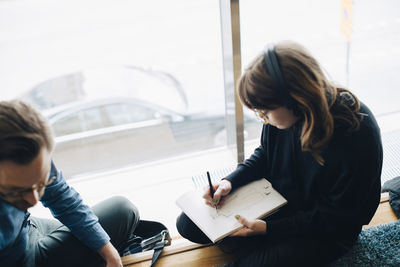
[0,174,57,200]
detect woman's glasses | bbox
[254,109,269,124]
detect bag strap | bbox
[150,230,169,267]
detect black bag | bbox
[121,220,172,266]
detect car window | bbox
[81,107,104,131]
[52,106,104,136]
[52,113,84,136]
[103,103,159,126]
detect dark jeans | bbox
[176,212,349,267]
[27,196,139,267]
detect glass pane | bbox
[0,0,226,177]
[81,107,104,131]
[52,113,83,136]
[350,0,400,115]
[240,0,400,143]
[102,104,134,126]
[103,103,159,126]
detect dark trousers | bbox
[27,196,139,267]
[176,212,349,267]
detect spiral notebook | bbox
[176,177,287,243]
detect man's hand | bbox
[202,179,232,208]
[230,215,267,237]
[98,242,122,267]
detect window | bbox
[52,113,83,136]
[103,103,160,126]
[2,1,398,178]
[52,106,104,135]
[0,0,229,177]
[81,107,105,131]
[240,0,400,143]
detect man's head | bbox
[0,100,54,210]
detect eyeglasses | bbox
[254,109,269,123]
[0,174,56,200]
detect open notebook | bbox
[176,177,287,243]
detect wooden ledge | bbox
[122,238,234,267]
[122,239,206,266]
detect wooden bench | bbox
[122,193,398,267]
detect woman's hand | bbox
[202,179,232,208]
[230,215,267,237]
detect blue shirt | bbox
[0,162,110,266]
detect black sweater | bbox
[225,103,383,245]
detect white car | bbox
[21,66,261,177]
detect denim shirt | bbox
[0,162,110,266]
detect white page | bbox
[176,178,287,243]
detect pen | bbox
[207,171,218,213]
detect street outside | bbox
[1,0,399,115]
[0,0,399,177]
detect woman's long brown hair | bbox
[238,41,361,165]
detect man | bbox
[0,100,139,267]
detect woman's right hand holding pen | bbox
[202,179,232,208]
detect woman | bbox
[176,41,383,266]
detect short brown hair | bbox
[238,41,360,164]
[0,100,54,164]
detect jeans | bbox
[26,196,139,267]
